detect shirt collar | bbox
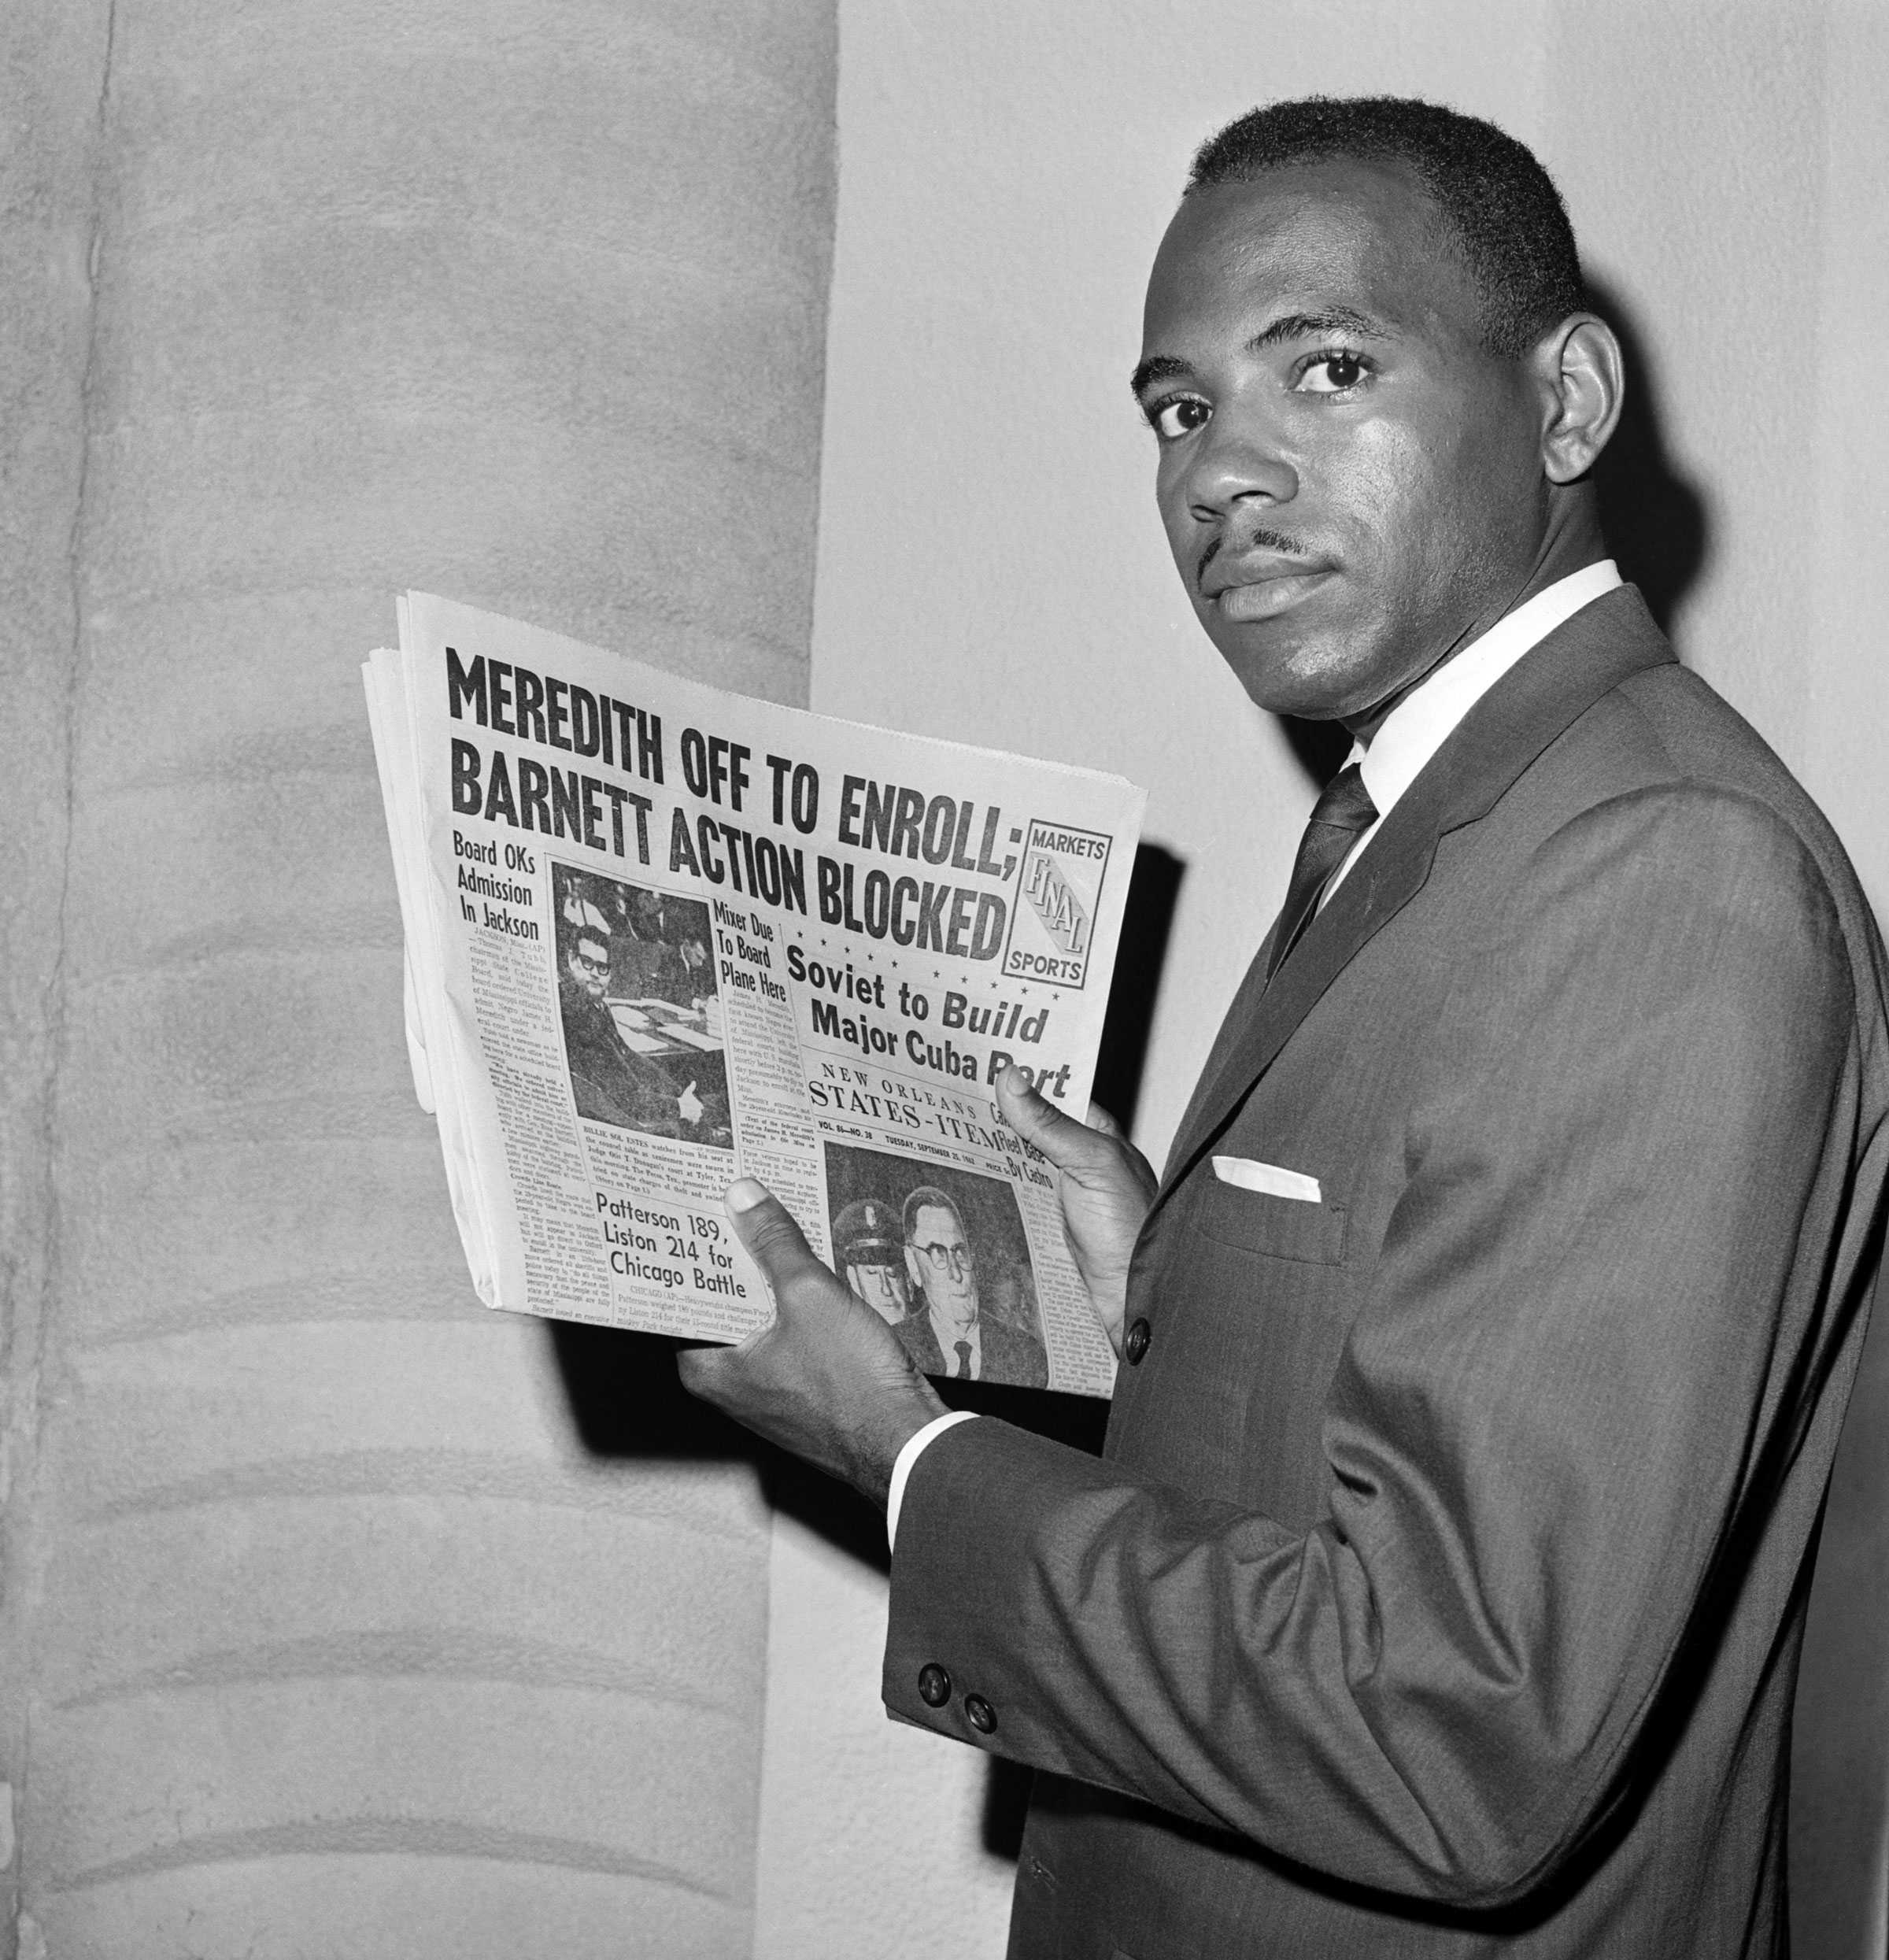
[1350,560,1622,824]
[930,1306,981,1374]
[929,1301,979,1341]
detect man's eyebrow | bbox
[1248,306,1388,349]
[1131,308,1392,398]
[1129,354,1188,398]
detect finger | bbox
[723,1178,834,1294]
[995,1063,1122,1170]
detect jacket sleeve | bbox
[882,782,1859,1908]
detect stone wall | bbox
[0,6,835,1954]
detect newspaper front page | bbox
[365,594,1146,1397]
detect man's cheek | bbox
[1157,493,1202,581]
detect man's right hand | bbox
[995,1063,1158,1355]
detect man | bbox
[556,922,723,1141]
[834,1195,915,1326]
[619,885,714,1010]
[896,1186,1048,1388]
[679,96,1889,1955]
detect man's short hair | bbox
[903,1185,963,1242]
[1187,96,1585,359]
[568,929,611,975]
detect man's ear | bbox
[904,1246,923,1293]
[1532,313,1625,484]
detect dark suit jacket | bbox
[882,589,1889,1957]
[558,976,689,1135]
[558,976,733,1144]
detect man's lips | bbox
[1203,559,1337,623]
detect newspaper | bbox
[364,594,1146,1398]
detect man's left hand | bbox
[677,1179,947,1509]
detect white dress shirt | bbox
[931,1310,981,1378]
[885,559,1624,1551]
[1324,558,1621,902]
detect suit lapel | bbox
[1155,586,1676,1210]
[900,1308,944,1374]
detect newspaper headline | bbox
[366,594,1146,1396]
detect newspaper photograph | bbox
[364,593,1146,1397]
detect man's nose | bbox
[1181,410,1298,523]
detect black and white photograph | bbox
[824,1143,1048,1389]
[550,861,732,1148]
[5,6,1887,1959]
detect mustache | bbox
[1196,526,1309,590]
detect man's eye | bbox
[1148,397,1211,439]
[1295,350,1368,394]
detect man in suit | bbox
[619,885,715,1010]
[896,1186,1049,1388]
[679,96,1889,1955]
[557,920,730,1143]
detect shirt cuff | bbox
[886,1410,980,1553]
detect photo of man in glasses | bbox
[900,1185,1047,1389]
[556,908,730,1146]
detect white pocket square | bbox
[1212,1155,1322,1204]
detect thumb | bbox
[724,1178,829,1296]
[994,1063,1119,1174]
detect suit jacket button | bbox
[1125,1318,1151,1364]
[919,1662,952,1707]
[964,1694,996,1733]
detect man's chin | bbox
[1214,638,1366,723]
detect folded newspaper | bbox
[364,595,1147,1397]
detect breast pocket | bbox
[1193,1174,1349,1267]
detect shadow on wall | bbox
[550,1310,1100,1860]
[550,1318,894,1566]
[1276,276,1710,797]
[1585,275,1710,640]
[1093,841,1186,1135]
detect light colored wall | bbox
[0,2,101,1937]
[0,4,834,1956]
[754,3,1889,1954]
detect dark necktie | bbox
[1265,762,1378,983]
[953,1338,974,1378]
